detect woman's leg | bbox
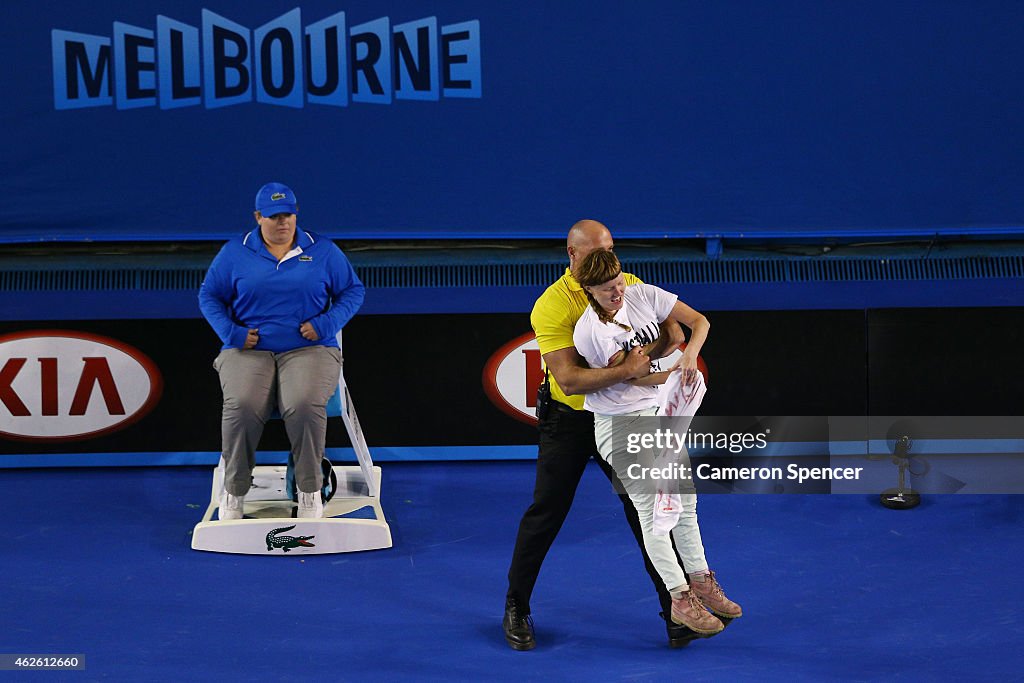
[670,494,709,573]
[594,412,687,593]
[595,412,725,634]
[275,345,342,494]
[214,349,276,496]
[673,496,743,619]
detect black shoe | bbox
[503,598,536,651]
[662,611,712,648]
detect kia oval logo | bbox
[483,332,710,425]
[0,330,163,442]
[482,332,543,426]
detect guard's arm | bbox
[545,345,650,396]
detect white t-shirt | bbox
[573,282,678,415]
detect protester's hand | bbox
[622,346,650,379]
[244,328,260,349]
[300,321,319,341]
[677,351,699,385]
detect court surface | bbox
[2,461,1021,681]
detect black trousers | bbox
[506,401,683,617]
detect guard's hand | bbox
[623,346,650,379]
[299,321,319,341]
[243,328,260,349]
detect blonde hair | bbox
[576,250,631,331]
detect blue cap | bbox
[255,182,298,216]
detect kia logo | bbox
[483,332,709,425]
[0,330,163,442]
[482,332,543,425]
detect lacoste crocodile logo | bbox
[266,525,316,552]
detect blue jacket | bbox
[198,227,365,352]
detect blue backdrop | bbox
[3,0,1024,242]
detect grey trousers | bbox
[214,345,342,496]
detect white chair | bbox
[192,332,392,555]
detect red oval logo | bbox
[482,332,542,425]
[0,330,163,442]
[483,332,710,425]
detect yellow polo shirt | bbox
[530,267,642,410]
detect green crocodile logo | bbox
[266,525,316,552]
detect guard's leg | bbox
[506,405,593,613]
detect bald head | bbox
[567,219,614,275]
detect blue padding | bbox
[329,445,537,461]
[337,506,378,520]
[270,385,342,420]
[0,445,538,468]
[325,389,342,416]
[3,440,1022,469]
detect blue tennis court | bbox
[2,461,1021,680]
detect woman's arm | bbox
[667,300,709,384]
[307,246,366,341]
[198,246,249,349]
[627,369,674,386]
[644,319,686,360]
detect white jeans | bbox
[594,409,709,592]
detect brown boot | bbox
[690,570,743,619]
[670,590,724,634]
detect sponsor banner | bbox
[50,9,480,111]
[0,331,162,442]
[2,307,1022,466]
[481,332,541,426]
[0,320,225,456]
[1,310,863,458]
[4,2,1024,242]
[0,315,545,457]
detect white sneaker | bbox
[297,491,324,518]
[219,492,245,520]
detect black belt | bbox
[551,400,590,415]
